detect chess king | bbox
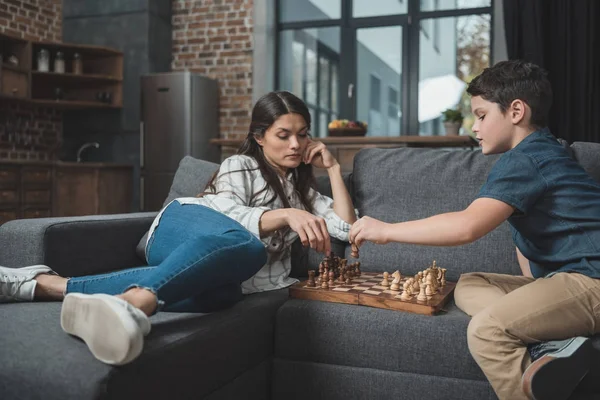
[349,60,600,400]
[0,91,358,366]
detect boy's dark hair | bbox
[467,60,553,129]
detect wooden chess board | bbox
[289,271,455,316]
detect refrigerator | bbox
[140,72,220,211]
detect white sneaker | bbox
[61,293,151,365]
[0,265,56,302]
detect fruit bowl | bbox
[328,127,367,137]
[327,119,368,137]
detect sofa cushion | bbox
[571,142,600,183]
[274,299,486,382]
[0,290,287,400]
[351,148,520,281]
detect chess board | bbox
[289,272,455,316]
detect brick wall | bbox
[0,0,62,161]
[172,0,254,139]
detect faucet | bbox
[76,142,100,162]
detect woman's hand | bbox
[303,140,338,169]
[285,209,331,254]
[349,216,391,247]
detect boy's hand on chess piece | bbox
[285,209,331,254]
[303,139,338,170]
[349,216,391,247]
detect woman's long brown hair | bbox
[199,91,317,213]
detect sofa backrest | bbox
[351,147,518,281]
[349,141,600,282]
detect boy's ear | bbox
[509,99,526,125]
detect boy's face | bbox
[470,96,515,155]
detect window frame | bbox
[275,0,494,135]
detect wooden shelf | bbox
[31,71,122,83]
[1,63,28,74]
[0,31,122,110]
[28,99,121,109]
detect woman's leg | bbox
[66,202,267,314]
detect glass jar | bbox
[37,49,49,72]
[54,51,65,73]
[72,52,82,74]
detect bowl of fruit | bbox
[328,119,368,137]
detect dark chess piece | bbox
[351,242,359,258]
[307,270,316,287]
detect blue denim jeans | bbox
[66,202,267,313]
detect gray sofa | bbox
[1,143,600,400]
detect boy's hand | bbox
[349,216,391,247]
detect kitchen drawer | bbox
[22,208,51,219]
[0,189,19,204]
[22,168,52,184]
[0,168,18,186]
[0,208,18,224]
[23,189,51,204]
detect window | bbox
[276,0,493,136]
[278,27,340,137]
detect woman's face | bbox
[255,113,309,175]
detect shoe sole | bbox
[61,293,143,365]
[522,337,592,400]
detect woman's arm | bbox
[327,163,357,224]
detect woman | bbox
[0,91,357,366]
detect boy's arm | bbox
[350,197,514,246]
[516,247,533,277]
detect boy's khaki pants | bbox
[455,272,600,400]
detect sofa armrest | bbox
[0,212,157,277]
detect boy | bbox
[349,60,600,400]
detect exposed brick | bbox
[0,0,62,161]
[173,0,254,138]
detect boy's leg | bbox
[466,272,600,400]
[455,272,534,316]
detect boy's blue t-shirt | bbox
[477,128,600,279]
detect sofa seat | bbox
[0,290,288,400]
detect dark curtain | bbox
[503,0,600,143]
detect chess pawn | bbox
[425,280,434,299]
[321,277,329,289]
[345,274,352,285]
[381,272,390,287]
[412,277,420,292]
[307,270,316,287]
[338,271,346,283]
[400,281,413,300]
[441,268,447,287]
[328,270,335,287]
[355,262,361,276]
[417,283,428,302]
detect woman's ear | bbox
[253,134,263,147]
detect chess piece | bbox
[381,272,390,287]
[321,277,329,289]
[345,274,352,285]
[355,262,361,276]
[425,274,435,298]
[350,242,359,258]
[400,279,413,300]
[328,270,335,287]
[390,270,402,291]
[417,282,428,302]
[307,270,316,287]
[441,268,447,287]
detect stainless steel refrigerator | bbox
[140,72,220,211]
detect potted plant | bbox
[441,109,463,136]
